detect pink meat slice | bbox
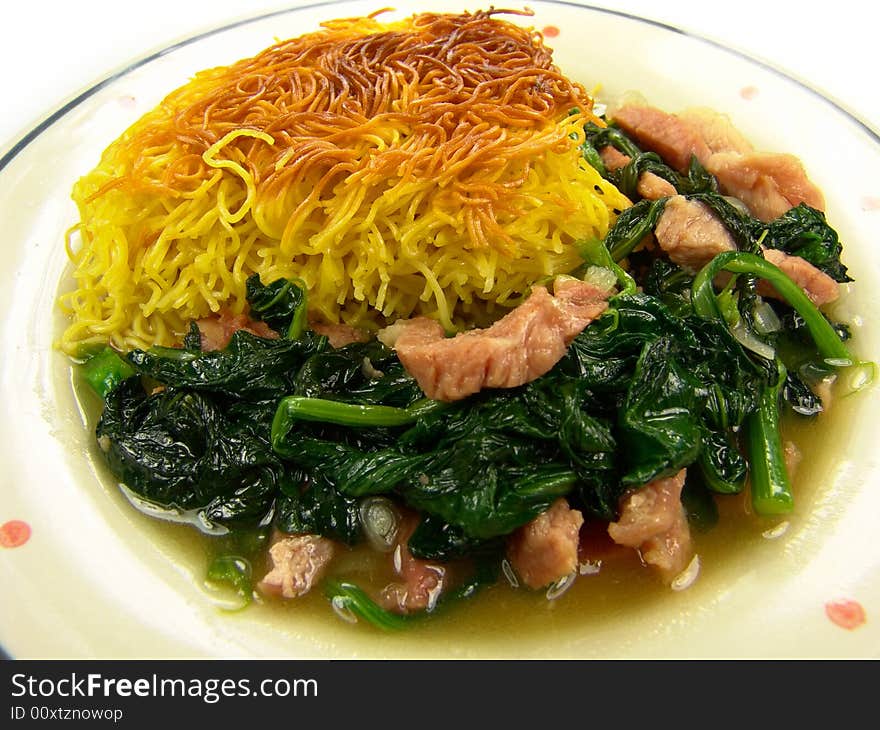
[309,319,371,348]
[760,248,839,307]
[611,104,711,173]
[379,278,613,402]
[607,469,692,579]
[258,533,336,599]
[676,107,755,156]
[197,312,369,351]
[705,151,826,222]
[654,195,737,273]
[611,103,825,222]
[507,498,584,589]
[598,145,676,200]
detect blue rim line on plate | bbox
[1,0,876,659]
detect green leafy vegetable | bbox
[275,473,363,544]
[245,273,309,338]
[97,379,283,528]
[603,198,668,262]
[91,280,331,530]
[618,337,704,485]
[128,330,323,398]
[761,205,851,283]
[292,339,423,406]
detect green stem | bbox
[284,279,309,340]
[271,396,445,453]
[692,252,852,364]
[325,580,413,631]
[745,363,794,515]
[79,346,137,398]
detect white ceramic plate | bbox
[1,0,878,658]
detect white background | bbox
[1,0,877,151]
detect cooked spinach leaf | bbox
[127,330,322,398]
[618,336,704,486]
[603,198,668,262]
[408,515,502,562]
[292,339,423,406]
[245,273,309,337]
[96,380,282,528]
[761,204,851,283]
[275,473,363,544]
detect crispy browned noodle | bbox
[60,9,629,352]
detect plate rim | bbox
[2,0,877,659]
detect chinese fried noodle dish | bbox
[61,9,865,629]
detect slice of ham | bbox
[507,498,584,589]
[654,195,737,273]
[676,107,755,156]
[611,104,711,173]
[759,248,839,307]
[196,311,370,350]
[379,277,613,402]
[611,103,825,221]
[196,311,278,351]
[258,532,336,599]
[705,152,825,223]
[654,195,839,306]
[607,469,692,580]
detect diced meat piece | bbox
[258,533,336,599]
[507,498,584,589]
[705,151,826,222]
[378,317,444,351]
[599,145,676,200]
[760,248,839,307]
[380,516,447,614]
[599,144,630,172]
[676,107,754,155]
[379,278,612,401]
[607,469,693,580]
[654,195,736,272]
[636,172,679,201]
[196,310,278,351]
[611,104,712,173]
[309,320,370,348]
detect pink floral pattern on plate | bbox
[0,520,31,548]
[825,599,866,630]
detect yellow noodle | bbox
[58,9,630,353]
